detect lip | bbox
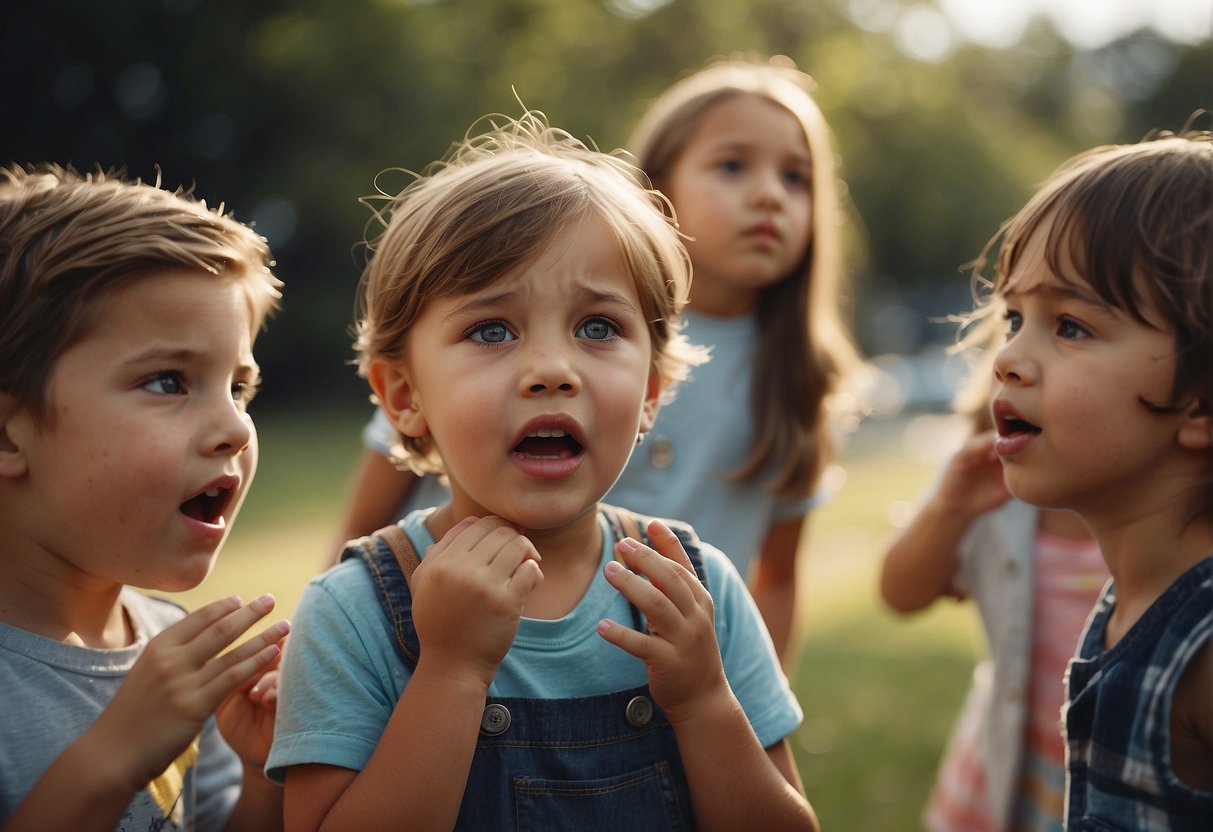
[510,414,586,479]
[179,473,241,540]
[745,220,782,244]
[991,398,1039,458]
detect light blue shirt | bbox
[267,508,802,782]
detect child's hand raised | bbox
[91,594,290,789]
[411,515,543,689]
[597,521,728,724]
[216,633,287,771]
[937,429,1012,518]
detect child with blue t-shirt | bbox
[267,112,818,830]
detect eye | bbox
[142,371,185,395]
[576,317,618,341]
[467,321,516,345]
[1002,309,1022,335]
[716,158,743,175]
[1057,317,1090,340]
[782,168,809,189]
[233,378,261,408]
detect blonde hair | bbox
[629,54,864,500]
[354,111,705,474]
[0,164,281,422]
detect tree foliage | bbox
[5,0,1209,401]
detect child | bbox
[978,130,1213,828]
[267,112,819,830]
[0,164,290,830]
[880,356,1106,831]
[333,55,865,665]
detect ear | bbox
[1177,396,1212,452]
[368,358,429,439]
[638,373,663,435]
[0,393,30,478]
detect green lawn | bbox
[166,405,983,832]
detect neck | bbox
[0,541,130,648]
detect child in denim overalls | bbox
[267,112,819,830]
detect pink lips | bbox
[991,399,1039,458]
[510,415,585,479]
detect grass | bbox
[165,405,984,831]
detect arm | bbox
[3,596,289,832]
[327,450,420,567]
[879,430,1012,613]
[1170,638,1212,791]
[599,522,818,831]
[284,516,542,831]
[749,514,805,670]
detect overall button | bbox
[480,703,511,736]
[625,695,653,727]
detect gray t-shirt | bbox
[0,587,242,830]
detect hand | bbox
[936,430,1013,518]
[91,594,291,789]
[215,635,287,770]
[597,520,728,724]
[410,515,543,688]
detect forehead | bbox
[686,94,809,158]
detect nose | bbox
[205,397,254,457]
[519,338,581,398]
[992,334,1034,386]
[751,166,785,208]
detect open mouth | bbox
[512,428,584,460]
[998,414,1041,436]
[179,486,233,524]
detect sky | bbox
[846,0,1213,61]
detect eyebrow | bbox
[122,346,260,376]
[1001,279,1104,307]
[443,283,641,321]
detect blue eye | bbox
[1058,317,1090,340]
[577,317,618,341]
[143,371,185,395]
[1003,310,1022,334]
[468,321,515,344]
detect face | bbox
[13,271,261,591]
[662,93,813,316]
[380,215,660,532]
[990,223,1190,521]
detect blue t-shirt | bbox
[363,309,819,581]
[267,508,802,782]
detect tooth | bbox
[529,429,567,438]
[204,488,220,498]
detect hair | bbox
[628,54,864,500]
[965,126,1213,511]
[0,164,281,423]
[354,110,706,475]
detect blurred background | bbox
[5,1,1210,828]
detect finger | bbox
[506,557,543,600]
[604,556,682,628]
[222,626,289,695]
[615,538,698,615]
[483,529,541,579]
[595,616,652,659]
[153,595,244,647]
[196,640,285,707]
[644,521,704,596]
[182,594,280,667]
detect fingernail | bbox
[617,538,640,554]
[596,619,612,635]
[604,560,624,577]
[250,593,275,612]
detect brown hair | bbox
[629,55,865,499]
[0,164,281,422]
[354,111,706,474]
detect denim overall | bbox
[342,505,707,831]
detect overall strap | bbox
[340,524,422,668]
[342,508,711,670]
[600,503,709,590]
